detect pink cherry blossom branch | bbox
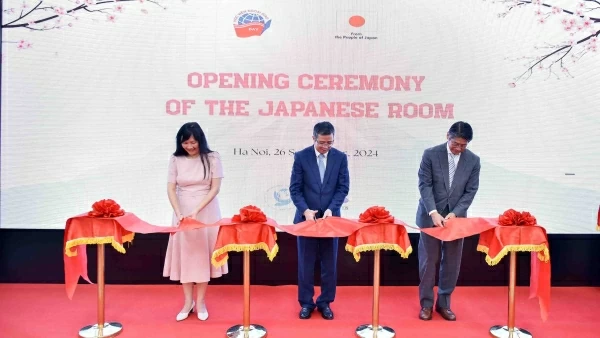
[4,1,43,26]
[514,29,600,82]
[24,26,59,31]
[2,0,167,29]
[499,0,600,21]
[492,1,599,83]
[83,7,113,14]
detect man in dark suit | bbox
[416,121,481,321]
[289,121,350,320]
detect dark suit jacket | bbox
[416,143,481,228]
[290,146,350,224]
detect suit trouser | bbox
[297,236,338,310]
[418,206,464,309]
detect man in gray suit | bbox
[416,121,481,321]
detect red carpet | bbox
[0,284,597,337]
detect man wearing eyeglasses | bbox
[416,121,481,322]
[289,121,350,320]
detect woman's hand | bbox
[174,213,184,227]
[186,209,200,220]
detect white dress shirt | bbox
[428,143,462,216]
[447,143,461,168]
[314,147,328,167]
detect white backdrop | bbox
[2,0,599,233]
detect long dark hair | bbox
[173,122,213,179]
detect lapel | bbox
[322,149,336,186]
[307,147,322,187]
[449,151,469,195]
[438,148,450,193]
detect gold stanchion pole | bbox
[79,244,123,338]
[243,250,250,330]
[98,244,105,337]
[226,251,267,338]
[372,250,380,332]
[490,252,533,338]
[355,250,395,338]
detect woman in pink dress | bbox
[163,122,228,321]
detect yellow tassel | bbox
[344,243,355,254]
[64,234,135,257]
[477,244,550,266]
[211,243,279,268]
[346,243,413,262]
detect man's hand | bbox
[431,212,445,227]
[304,209,318,222]
[321,209,332,219]
[444,213,456,220]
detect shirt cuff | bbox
[428,210,438,216]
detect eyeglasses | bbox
[449,140,468,148]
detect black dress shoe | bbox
[435,306,456,321]
[317,306,334,320]
[299,307,313,319]
[419,307,433,321]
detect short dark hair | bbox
[313,121,335,138]
[448,121,473,142]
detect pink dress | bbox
[163,152,228,283]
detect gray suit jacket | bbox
[416,143,481,228]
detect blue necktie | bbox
[318,154,326,183]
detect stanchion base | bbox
[79,322,123,338]
[490,325,532,338]
[356,324,395,338]
[226,324,267,338]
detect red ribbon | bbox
[64,210,550,321]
